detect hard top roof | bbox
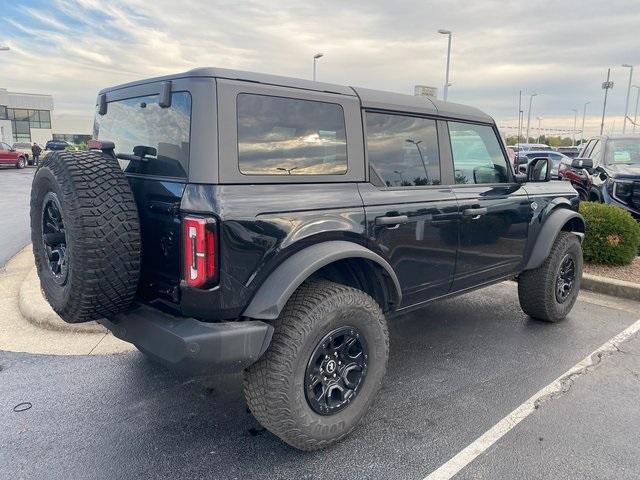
[100,67,493,124]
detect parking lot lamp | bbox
[571,109,578,146]
[581,101,590,144]
[437,29,452,101]
[312,53,323,81]
[536,116,543,143]
[622,64,634,133]
[600,68,614,135]
[525,93,538,142]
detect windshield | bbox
[605,139,640,165]
[93,91,192,178]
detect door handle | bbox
[463,207,488,218]
[376,215,409,226]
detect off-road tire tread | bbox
[243,280,389,451]
[518,232,582,322]
[30,150,140,322]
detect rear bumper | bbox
[99,304,273,372]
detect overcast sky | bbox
[2,0,639,136]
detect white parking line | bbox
[423,318,640,480]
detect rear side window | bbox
[448,122,509,184]
[94,91,192,178]
[237,94,347,175]
[365,112,441,187]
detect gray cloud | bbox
[3,0,639,136]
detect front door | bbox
[359,111,459,308]
[0,142,13,164]
[446,121,531,291]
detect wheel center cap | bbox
[325,360,337,374]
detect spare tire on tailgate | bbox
[30,150,141,323]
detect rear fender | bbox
[242,241,401,320]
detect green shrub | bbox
[579,202,640,265]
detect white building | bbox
[0,88,54,146]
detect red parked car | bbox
[0,142,27,169]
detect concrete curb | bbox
[18,266,106,334]
[581,273,640,302]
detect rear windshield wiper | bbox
[116,145,157,163]
[116,153,149,162]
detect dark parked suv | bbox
[30,68,585,450]
[558,135,640,218]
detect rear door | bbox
[359,112,459,307]
[446,121,531,291]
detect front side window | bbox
[237,94,347,175]
[587,140,602,165]
[94,91,192,178]
[365,112,440,187]
[448,122,509,184]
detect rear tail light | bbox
[183,216,217,288]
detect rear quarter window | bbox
[236,93,347,175]
[93,91,192,178]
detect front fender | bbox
[524,208,585,271]
[242,241,401,320]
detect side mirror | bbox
[527,157,552,182]
[515,156,529,166]
[514,173,528,183]
[571,157,593,170]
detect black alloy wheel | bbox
[41,192,68,285]
[305,326,368,415]
[556,253,575,303]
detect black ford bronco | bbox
[30,68,585,450]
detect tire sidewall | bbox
[30,167,76,311]
[17,157,25,169]
[549,235,583,319]
[286,293,387,443]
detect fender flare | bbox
[242,241,401,320]
[524,208,585,271]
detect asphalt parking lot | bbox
[2,280,639,479]
[0,167,33,266]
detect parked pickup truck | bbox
[30,67,584,451]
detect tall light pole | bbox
[525,93,538,142]
[632,85,640,134]
[517,90,523,144]
[622,64,634,133]
[536,116,543,143]
[571,108,578,146]
[581,101,590,145]
[438,29,452,101]
[312,53,323,81]
[601,68,614,135]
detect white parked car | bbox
[12,142,32,164]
